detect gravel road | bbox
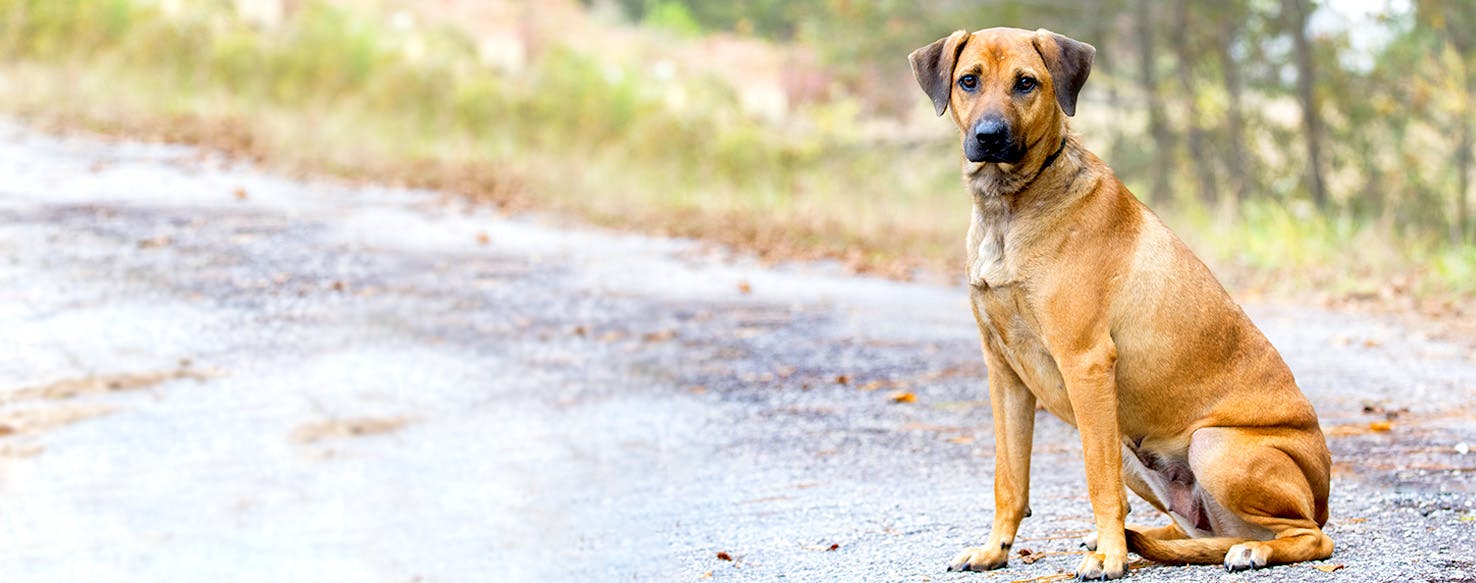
[0,123,1471,582]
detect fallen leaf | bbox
[698,571,713,579]
[1368,420,1392,432]
[572,326,588,336]
[137,236,171,249]
[475,231,491,245]
[716,551,733,561]
[642,329,676,342]
[888,391,917,404]
[828,543,839,551]
[737,281,752,294]
[1016,547,1056,564]
[834,374,849,386]
[1313,564,1344,573]
[233,187,249,200]
[946,435,974,445]
[597,331,624,342]
[330,281,346,292]
[859,380,885,391]
[1362,339,1383,348]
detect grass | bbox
[0,0,1471,310]
[0,0,968,277]
[1176,199,1476,299]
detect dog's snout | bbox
[974,117,1009,145]
[965,115,1024,164]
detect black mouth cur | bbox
[908,27,1332,579]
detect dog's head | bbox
[909,27,1094,165]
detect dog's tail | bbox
[1124,528,1243,565]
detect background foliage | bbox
[1,0,1472,296]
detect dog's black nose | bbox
[965,116,1023,163]
[974,116,1009,146]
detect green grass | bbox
[0,0,1470,302]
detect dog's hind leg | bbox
[1188,427,1333,572]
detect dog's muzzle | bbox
[966,116,1025,164]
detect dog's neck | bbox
[966,131,1082,201]
[963,131,1096,288]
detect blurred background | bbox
[1,0,1472,304]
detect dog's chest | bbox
[966,202,1075,420]
[966,202,1016,287]
[972,288,1074,422]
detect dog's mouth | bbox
[964,140,1026,165]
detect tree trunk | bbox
[1137,0,1173,204]
[1289,0,1329,209]
[1089,1,1120,109]
[1218,15,1250,204]
[1091,1,1126,163]
[1172,0,1218,206]
[1458,72,1473,244]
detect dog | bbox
[908,27,1333,579]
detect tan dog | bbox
[908,28,1332,579]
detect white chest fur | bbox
[968,201,1014,288]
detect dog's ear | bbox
[909,30,970,117]
[1031,29,1095,117]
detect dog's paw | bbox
[1074,552,1126,580]
[947,545,1008,572]
[1223,542,1270,572]
[1081,532,1098,551]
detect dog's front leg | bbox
[1061,341,1128,580]
[948,343,1036,572]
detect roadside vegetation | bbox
[0,0,1472,311]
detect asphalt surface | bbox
[0,123,1471,582]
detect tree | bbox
[1171,0,1218,205]
[1288,0,1329,210]
[1137,0,1174,203]
[1415,0,1475,243]
[1213,0,1252,204]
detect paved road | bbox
[0,124,1471,582]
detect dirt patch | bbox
[3,364,219,401]
[0,404,117,436]
[0,442,44,458]
[290,416,414,444]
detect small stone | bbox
[1456,442,1470,455]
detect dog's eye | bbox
[958,74,979,91]
[1015,76,1037,93]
